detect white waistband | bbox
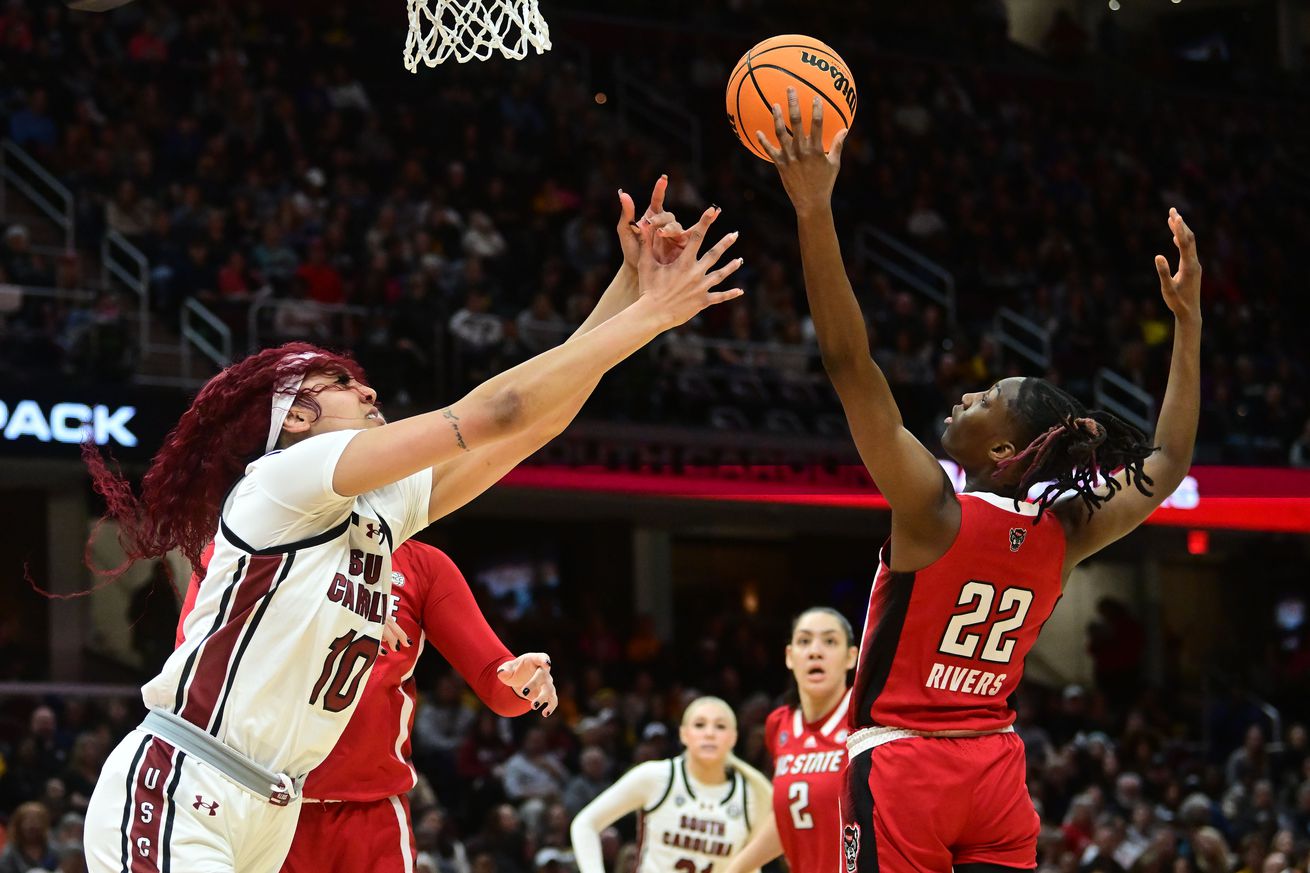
[846,724,1014,757]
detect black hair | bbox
[790,607,855,648]
[994,378,1156,522]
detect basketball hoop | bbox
[404,0,552,70]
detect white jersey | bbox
[571,757,763,873]
[142,429,431,778]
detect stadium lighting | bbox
[1108,0,1120,10]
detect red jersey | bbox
[177,539,529,801]
[851,492,1066,733]
[765,690,851,873]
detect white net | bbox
[404,0,552,70]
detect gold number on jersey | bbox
[788,781,814,829]
[937,581,1034,664]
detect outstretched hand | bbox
[497,652,558,718]
[757,87,849,214]
[634,204,744,330]
[1154,208,1201,322]
[618,175,691,268]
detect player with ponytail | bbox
[761,89,1202,873]
[83,182,745,873]
[571,696,773,873]
[725,607,859,873]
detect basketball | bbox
[726,34,858,162]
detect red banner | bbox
[501,464,1310,533]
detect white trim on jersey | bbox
[389,795,414,873]
[963,491,1040,516]
[395,631,427,790]
[791,708,803,740]
[819,689,852,737]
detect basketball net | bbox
[404,0,552,70]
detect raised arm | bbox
[425,180,693,522]
[761,90,957,547]
[1060,209,1202,567]
[332,206,742,500]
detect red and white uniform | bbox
[842,492,1066,873]
[85,430,432,873]
[175,538,529,873]
[764,690,850,873]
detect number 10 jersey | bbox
[851,492,1066,734]
[142,430,432,780]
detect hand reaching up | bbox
[618,174,691,268]
[758,87,850,215]
[635,204,744,329]
[1154,208,1202,323]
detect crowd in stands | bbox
[1,1,1307,461]
[1,587,1309,873]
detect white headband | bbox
[265,352,322,453]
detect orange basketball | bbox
[726,34,857,163]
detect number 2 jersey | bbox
[764,690,850,873]
[144,429,432,780]
[851,492,1066,733]
[175,538,531,801]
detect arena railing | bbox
[992,306,1052,371]
[0,138,74,252]
[180,297,233,384]
[853,225,957,327]
[100,230,153,355]
[614,57,703,178]
[1093,368,1155,435]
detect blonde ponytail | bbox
[727,752,774,830]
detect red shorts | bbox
[841,731,1038,873]
[280,795,418,873]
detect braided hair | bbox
[993,378,1156,522]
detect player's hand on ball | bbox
[1155,208,1201,323]
[380,618,411,655]
[635,205,744,329]
[497,652,558,717]
[618,174,690,268]
[758,87,849,214]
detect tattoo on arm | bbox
[442,408,468,451]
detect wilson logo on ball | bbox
[725,34,858,163]
[799,52,857,111]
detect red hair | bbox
[84,342,366,576]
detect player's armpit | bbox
[1057,450,1179,571]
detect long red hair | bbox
[84,342,366,575]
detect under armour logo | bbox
[1009,527,1027,552]
[365,523,382,540]
[193,796,220,815]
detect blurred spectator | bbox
[8,88,57,155]
[562,748,611,819]
[0,801,57,873]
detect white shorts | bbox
[85,728,303,873]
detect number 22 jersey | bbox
[764,690,850,873]
[851,492,1066,733]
